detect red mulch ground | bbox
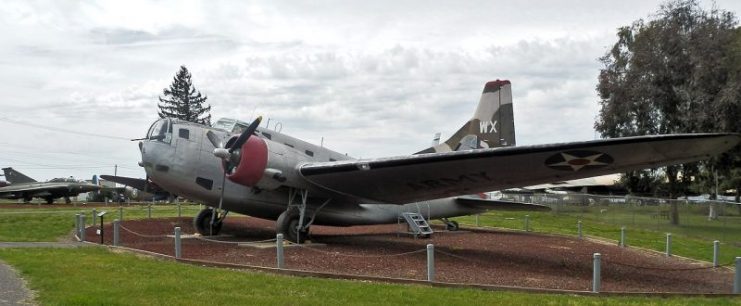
[84,217,735,293]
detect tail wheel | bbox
[194,208,222,236]
[277,209,308,244]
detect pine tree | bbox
[158,66,212,125]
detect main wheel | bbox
[44,197,54,204]
[445,220,460,231]
[276,209,308,244]
[194,208,222,236]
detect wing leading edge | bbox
[299,133,740,204]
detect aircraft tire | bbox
[44,197,54,204]
[194,208,222,236]
[276,209,308,244]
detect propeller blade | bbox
[206,130,222,148]
[227,116,262,153]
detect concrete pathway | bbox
[0,260,34,305]
[0,242,86,305]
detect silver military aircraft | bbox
[135,80,740,242]
[0,167,100,204]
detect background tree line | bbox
[596,0,741,223]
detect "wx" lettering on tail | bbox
[479,120,498,134]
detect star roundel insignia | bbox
[544,150,614,172]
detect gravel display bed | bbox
[85,217,734,293]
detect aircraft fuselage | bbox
[139,118,482,226]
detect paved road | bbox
[0,260,34,305]
[0,242,85,305]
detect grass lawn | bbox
[0,203,203,242]
[0,247,738,306]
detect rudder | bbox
[416,80,516,154]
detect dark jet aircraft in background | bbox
[134,80,740,243]
[0,168,100,204]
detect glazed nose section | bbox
[138,141,154,169]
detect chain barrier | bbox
[435,249,490,266]
[284,241,427,258]
[193,236,277,245]
[604,258,735,271]
[118,225,170,238]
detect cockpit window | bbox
[233,123,248,134]
[147,119,172,143]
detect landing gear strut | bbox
[276,188,330,244]
[194,208,225,236]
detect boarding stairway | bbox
[399,212,434,238]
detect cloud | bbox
[2,0,741,180]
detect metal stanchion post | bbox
[113,219,120,246]
[79,214,86,241]
[713,240,720,268]
[593,253,601,293]
[148,204,152,218]
[177,202,181,218]
[734,257,740,294]
[620,226,626,247]
[427,244,435,282]
[174,227,181,259]
[524,215,530,232]
[276,234,284,269]
[91,208,97,225]
[74,214,81,241]
[475,214,480,227]
[578,221,582,239]
[119,206,123,221]
[665,233,672,257]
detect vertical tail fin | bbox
[416,80,516,154]
[1,168,37,184]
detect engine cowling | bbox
[225,136,268,187]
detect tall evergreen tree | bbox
[158,66,212,125]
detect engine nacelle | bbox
[224,136,307,190]
[226,136,268,187]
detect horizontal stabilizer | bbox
[456,197,551,211]
[100,175,148,191]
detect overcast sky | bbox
[1,0,739,181]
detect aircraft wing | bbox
[299,133,739,204]
[455,197,550,211]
